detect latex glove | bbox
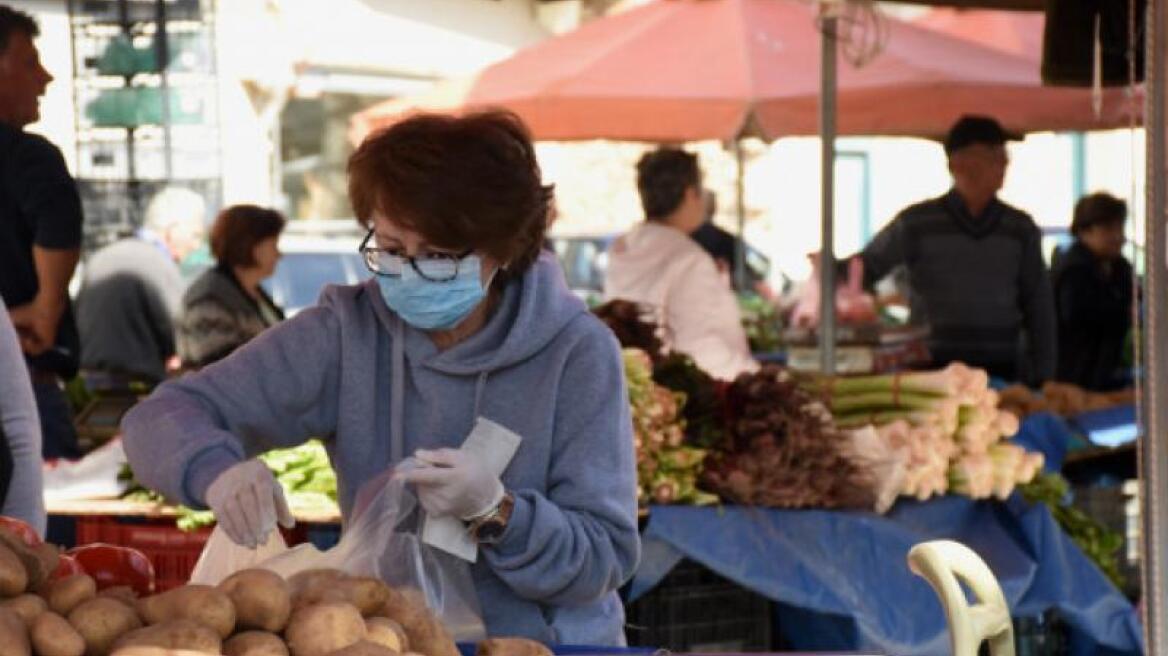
[204,459,294,549]
[397,449,504,520]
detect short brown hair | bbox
[637,147,700,221]
[348,110,553,275]
[0,5,38,54]
[1071,192,1127,237]
[209,204,286,268]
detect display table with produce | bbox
[610,325,1140,655]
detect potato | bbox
[293,587,348,610]
[218,569,291,633]
[48,574,98,616]
[378,589,457,656]
[339,579,391,618]
[33,543,61,581]
[31,611,85,656]
[223,631,289,656]
[98,587,140,606]
[285,602,366,656]
[475,639,552,656]
[364,618,406,653]
[112,620,220,654]
[136,585,235,639]
[324,642,398,656]
[297,577,388,617]
[0,606,30,656]
[0,529,46,590]
[110,649,216,656]
[0,594,46,628]
[68,597,144,656]
[0,543,28,597]
[287,570,344,598]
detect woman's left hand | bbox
[398,448,504,520]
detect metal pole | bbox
[1140,0,1168,650]
[818,13,837,375]
[734,140,747,292]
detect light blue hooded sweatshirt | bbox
[121,252,640,644]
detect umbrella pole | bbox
[818,10,838,376]
[734,139,747,292]
[1141,0,1168,649]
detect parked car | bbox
[263,220,368,316]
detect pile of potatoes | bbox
[0,529,550,656]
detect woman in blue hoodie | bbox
[121,111,640,644]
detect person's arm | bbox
[482,323,640,605]
[8,246,80,354]
[665,252,759,381]
[142,270,184,362]
[1020,225,1058,383]
[860,214,907,291]
[0,301,44,535]
[4,136,83,356]
[121,301,344,508]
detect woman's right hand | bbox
[204,459,294,548]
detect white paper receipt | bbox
[422,417,522,562]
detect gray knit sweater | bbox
[177,265,283,368]
[862,190,1057,383]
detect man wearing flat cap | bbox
[859,115,1056,385]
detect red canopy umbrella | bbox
[351,0,1135,144]
[914,7,1044,61]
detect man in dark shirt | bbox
[0,5,84,458]
[860,115,1057,384]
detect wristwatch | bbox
[467,491,515,545]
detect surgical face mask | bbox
[376,254,494,331]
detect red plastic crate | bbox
[74,516,306,591]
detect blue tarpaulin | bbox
[1071,405,1139,447]
[629,497,1143,656]
[1011,411,1078,472]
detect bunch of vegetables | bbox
[1019,474,1126,589]
[0,514,549,656]
[623,349,717,507]
[807,363,1045,502]
[593,301,664,364]
[122,441,340,531]
[738,294,783,353]
[701,365,878,510]
[649,353,724,449]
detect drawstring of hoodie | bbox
[391,315,492,464]
[391,316,405,463]
[473,371,489,419]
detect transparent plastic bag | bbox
[190,460,486,641]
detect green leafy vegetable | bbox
[1020,473,1126,588]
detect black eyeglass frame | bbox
[358,229,475,282]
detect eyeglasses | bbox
[359,229,474,282]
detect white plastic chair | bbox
[907,540,1015,656]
